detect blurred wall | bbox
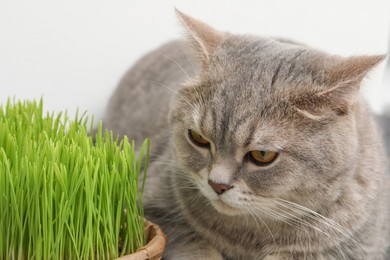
[1,0,389,120]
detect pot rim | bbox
[116,219,167,260]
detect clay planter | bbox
[116,219,167,260]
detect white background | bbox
[1,0,389,121]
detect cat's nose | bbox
[208,180,233,195]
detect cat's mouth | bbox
[194,174,245,215]
[210,198,243,216]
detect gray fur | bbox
[378,113,390,156]
[104,12,390,259]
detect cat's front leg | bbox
[164,240,223,260]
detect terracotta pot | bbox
[116,219,167,260]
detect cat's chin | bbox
[211,199,243,216]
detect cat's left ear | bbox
[326,54,386,87]
[175,9,226,64]
[294,54,386,118]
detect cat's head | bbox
[169,10,385,217]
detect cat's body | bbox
[379,113,390,156]
[104,12,390,259]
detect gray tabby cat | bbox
[104,10,390,259]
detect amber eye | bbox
[248,150,278,166]
[188,129,210,147]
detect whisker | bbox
[147,79,199,113]
[253,204,353,258]
[160,54,191,80]
[146,79,179,95]
[245,206,276,245]
[262,207,302,229]
[274,199,363,256]
[148,152,178,163]
[252,200,339,241]
[276,199,355,240]
[270,204,337,240]
[179,47,197,75]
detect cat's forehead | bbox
[206,36,328,91]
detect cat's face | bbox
[169,11,383,217]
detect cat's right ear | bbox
[175,9,225,64]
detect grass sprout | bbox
[0,99,149,259]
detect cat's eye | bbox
[188,129,210,148]
[248,150,278,166]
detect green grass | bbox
[0,99,150,259]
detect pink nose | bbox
[208,180,233,195]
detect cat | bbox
[104,10,390,259]
[378,111,390,156]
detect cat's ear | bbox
[326,55,386,86]
[293,54,385,119]
[175,9,225,64]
